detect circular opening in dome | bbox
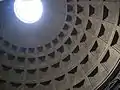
[14,0,43,24]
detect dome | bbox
[0,0,120,90]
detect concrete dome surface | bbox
[0,0,120,90]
